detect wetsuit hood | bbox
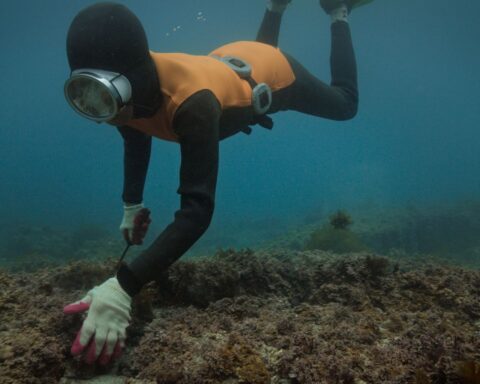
[66,2,162,118]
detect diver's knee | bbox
[344,101,358,120]
[336,98,358,120]
[332,87,358,120]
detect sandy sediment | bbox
[0,249,479,383]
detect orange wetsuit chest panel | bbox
[126,41,296,142]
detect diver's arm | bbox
[116,126,152,204]
[117,91,221,296]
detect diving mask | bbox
[64,69,132,122]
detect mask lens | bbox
[66,76,117,120]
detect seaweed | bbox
[455,360,480,384]
[1,249,479,383]
[304,210,369,253]
[329,210,353,230]
[212,334,271,383]
[415,368,430,384]
[304,225,369,253]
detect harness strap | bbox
[210,55,275,135]
[211,55,273,113]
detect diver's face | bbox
[106,104,134,126]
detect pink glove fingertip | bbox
[98,345,112,366]
[64,301,90,315]
[71,330,86,356]
[84,339,98,365]
[112,341,123,359]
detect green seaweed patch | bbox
[304,225,369,253]
[329,210,353,230]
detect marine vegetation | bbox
[329,210,353,229]
[304,210,369,253]
[1,249,479,383]
[455,360,480,384]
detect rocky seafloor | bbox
[1,249,479,384]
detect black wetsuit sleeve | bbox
[117,90,221,295]
[116,126,152,204]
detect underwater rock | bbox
[305,225,369,254]
[60,375,131,384]
[0,249,479,383]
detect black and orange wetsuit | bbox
[116,13,358,296]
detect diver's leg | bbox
[285,14,358,120]
[256,0,291,47]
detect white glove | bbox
[119,203,145,244]
[63,277,132,365]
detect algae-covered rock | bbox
[303,210,370,253]
[305,225,369,253]
[329,210,353,230]
[0,249,479,383]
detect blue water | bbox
[0,0,479,256]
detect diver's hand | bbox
[63,277,132,365]
[119,203,151,245]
